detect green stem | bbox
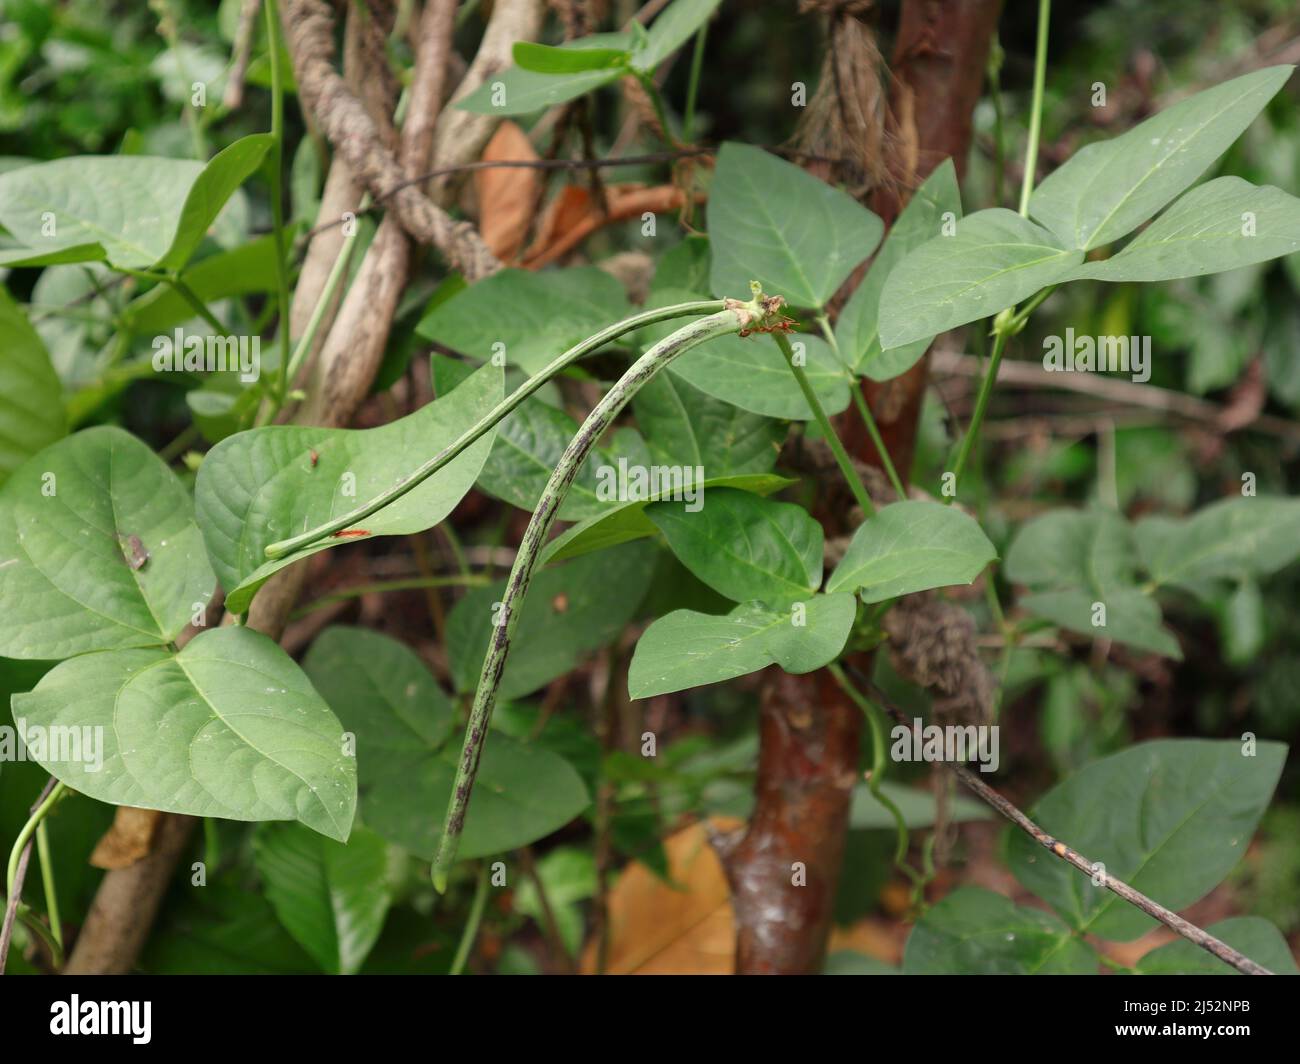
[432,294,778,891]
[449,862,490,975]
[773,331,874,516]
[948,325,1009,499]
[255,193,370,427]
[816,314,905,500]
[6,783,66,904]
[290,574,490,619]
[636,71,679,147]
[34,820,61,950]
[829,663,910,866]
[264,300,725,559]
[264,0,293,403]
[1018,0,1051,216]
[683,23,708,144]
[169,275,230,335]
[947,284,1057,499]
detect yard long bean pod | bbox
[431,285,786,891]
[263,299,725,560]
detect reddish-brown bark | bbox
[728,0,1002,975]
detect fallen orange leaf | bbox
[476,122,542,263]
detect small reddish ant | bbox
[332,529,370,538]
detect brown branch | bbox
[851,667,1274,976]
[282,0,501,280]
[932,348,1300,446]
[222,0,262,111]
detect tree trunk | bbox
[727,0,1002,976]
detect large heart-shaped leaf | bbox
[455,34,634,116]
[0,427,215,659]
[539,472,792,564]
[13,625,358,840]
[417,267,629,375]
[647,488,823,607]
[195,361,502,614]
[0,287,66,485]
[826,500,996,601]
[303,627,589,860]
[1028,66,1293,251]
[447,541,656,698]
[1069,178,1300,283]
[1007,739,1286,940]
[838,159,963,380]
[632,370,784,476]
[253,821,392,975]
[628,592,856,699]
[708,142,883,309]
[0,135,271,270]
[878,209,1082,350]
[902,887,1097,974]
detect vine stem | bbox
[449,862,490,975]
[431,290,783,891]
[850,666,1275,976]
[263,0,292,403]
[816,313,906,500]
[263,299,726,559]
[828,663,910,866]
[1018,0,1051,216]
[773,331,875,516]
[6,782,66,904]
[947,284,1057,498]
[35,820,60,950]
[683,23,708,144]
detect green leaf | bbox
[708,142,883,309]
[194,362,502,614]
[140,882,318,974]
[652,235,711,294]
[539,472,793,564]
[1135,496,1300,590]
[1135,917,1298,975]
[1006,508,1181,659]
[154,134,274,272]
[13,625,358,841]
[826,500,996,601]
[1070,178,1300,283]
[455,34,633,116]
[448,541,656,699]
[1020,587,1180,659]
[0,427,215,659]
[838,159,962,379]
[1029,66,1294,251]
[303,627,589,860]
[417,267,629,375]
[253,822,391,975]
[512,41,628,74]
[632,370,784,476]
[902,887,1098,974]
[631,0,722,71]
[628,592,856,698]
[878,209,1082,350]
[647,488,822,607]
[1007,739,1286,940]
[0,134,271,270]
[0,287,66,486]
